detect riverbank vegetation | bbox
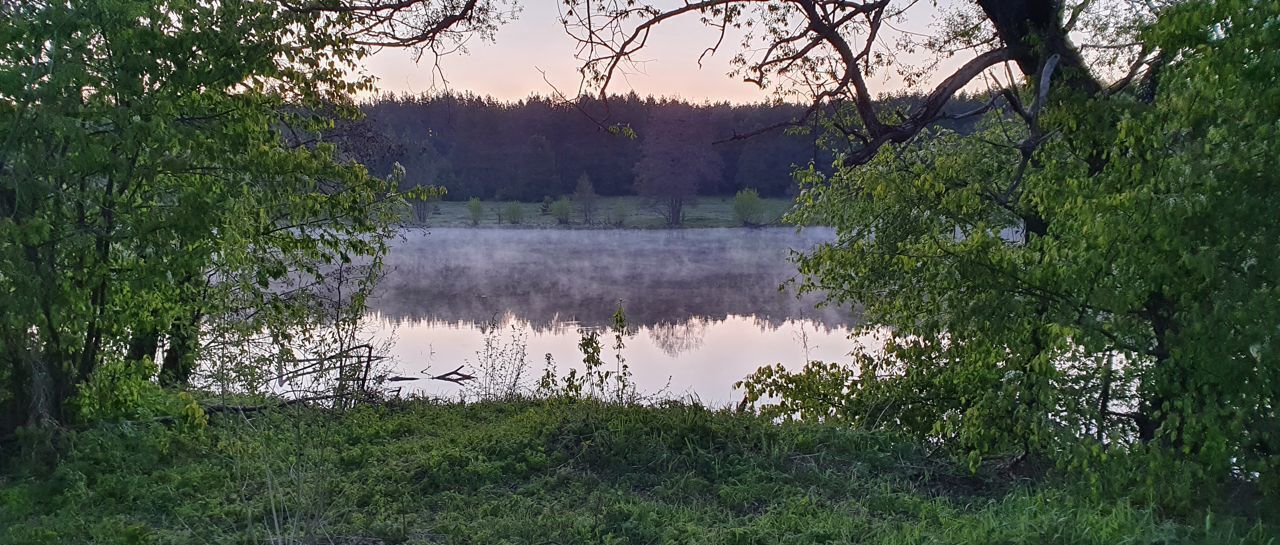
[738,0,1280,499]
[404,195,794,228]
[350,93,988,203]
[2,400,1276,545]
[3,0,1278,541]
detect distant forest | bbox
[345,93,985,201]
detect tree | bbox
[573,173,600,224]
[565,0,1115,165]
[567,0,1280,493]
[506,134,559,201]
[633,106,721,226]
[353,93,829,200]
[0,0,483,434]
[733,136,811,198]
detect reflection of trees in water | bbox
[368,228,855,334]
[648,319,708,357]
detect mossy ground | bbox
[1,399,1274,544]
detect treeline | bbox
[346,93,985,201]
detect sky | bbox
[361,1,955,103]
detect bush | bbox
[606,202,629,227]
[549,197,573,225]
[466,197,484,226]
[504,202,524,224]
[732,188,767,226]
[72,359,207,432]
[409,198,436,225]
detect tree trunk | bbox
[0,346,27,438]
[974,0,1101,95]
[160,310,202,386]
[668,197,683,227]
[26,357,59,428]
[1137,292,1180,444]
[127,327,160,365]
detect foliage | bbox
[0,0,413,432]
[526,136,560,196]
[370,195,798,229]
[404,163,443,224]
[1,400,1275,544]
[467,197,485,225]
[731,188,768,226]
[464,321,531,401]
[760,0,1280,497]
[572,330,603,397]
[549,197,574,225]
[462,304,635,403]
[503,202,525,224]
[608,305,634,403]
[605,200,630,227]
[538,303,636,402]
[737,361,859,424]
[355,93,853,201]
[71,359,206,433]
[573,174,600,224]
[633,105,722,226]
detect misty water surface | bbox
[369,227,859,404]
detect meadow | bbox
[2,399,1275,545]
[408,196,797,229]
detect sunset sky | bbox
[362,1,955,103]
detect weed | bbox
[2,401,1274,544]
[463,318,531,401]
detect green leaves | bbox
[0,0,410,429]
[768,0,1280,498]
[731,188,767,226]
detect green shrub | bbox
[504,202,525,224]
[732,188,767,226]
[537,304,636,403]
[466,197,484,226]
[549,197,573,225]
[72,358,206,432]
[606,201,629,227]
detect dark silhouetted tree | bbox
[633,106,721,226]
[508,135,559,201]
[350,93,901,201]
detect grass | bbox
[1,399,1275,545]
[408,196,796,229]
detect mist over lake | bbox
[369,227,858,403]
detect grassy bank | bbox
[1,399,1274,545]
[410,196,795,229]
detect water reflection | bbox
[371,227,852,332]
[650,319,708,357]
[369,227,858,403]
[379,315,855,404]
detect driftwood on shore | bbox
[201,364,477,416]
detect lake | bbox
[368,227,859,405]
